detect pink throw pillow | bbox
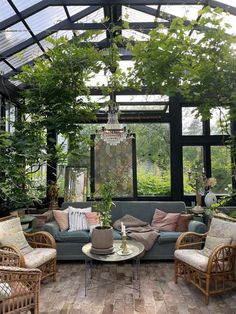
[53,209,69,231]
[151,209,180,231]
[84,212,100,226]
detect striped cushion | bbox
[0,218,33,255]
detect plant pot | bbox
[91,226,114,253]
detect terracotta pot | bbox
[91,226,114,250]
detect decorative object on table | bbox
[48,181,59,211]
[204,177,217,208]
[118,222,131,255]
[91,178,116,254]
[64,167,87,202]
[188,168,206,214]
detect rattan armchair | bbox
[0,217,57,282]
[0,249,41,314]
[174,217,236,304]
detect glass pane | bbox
[5,100,16,132]
[0,22,31,53]
[67,6,88,16]
[116,95,169,102]
[127,123,171,196]
[77,8,104,23]
[6,43,44,68]
[25,7,67,35]
[160,5,203,20]
[182,107,203,135]
[211,146,232,194]
[119,105,167,111]
[0,0,16,20]
[12,0,40,12]
[210,108,230,135]
[0,62,12,74]
[29,163,47,199]
[122,29,149,41]
[183,146,204,195]
[40,31,74,51]
[123,6,165,22]
[94,138,134,197]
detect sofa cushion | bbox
[151,209,180,231]
[158,231,182,244]
[68,207,92,231]
[176,214,193,232]
[113,229,122,240]
[188,220,207,234]
[55,230,90,243]
[53,209,69,231]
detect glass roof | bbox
[0,0,235,94]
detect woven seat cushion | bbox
[24,248,56,269]
[175,249,209,271]
[0,218,33,255]
[175,249,232,272]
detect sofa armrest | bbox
[42,220,60,238]
[188,220,207,234]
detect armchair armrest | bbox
[42,220,60,238]
[188,220,208,234]
[0,266,41,296]
[0,249,21,267]
[176,232,207,250]
[24,231,56,249]
[0,245,24,266]
[207,244,236,274]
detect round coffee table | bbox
[82,240,145,296]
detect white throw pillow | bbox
[0,282,11,298]
[68,207,92,231]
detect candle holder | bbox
[120,233,129,254]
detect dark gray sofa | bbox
[42,201,207,260]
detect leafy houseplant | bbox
[94,178,116,228]
[91,178,116,253]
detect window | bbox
[182,107,202,135]
[128,123,171,196]
[183,146,204,195]
[211,146,232,194]
[210,108,230,135]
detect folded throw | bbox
[113,214,160,251]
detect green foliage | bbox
[130,6,236,187]
[0,130,45,208]
[94,177,116,227]
[1,34,105,209]
[229,211,236,219]
[17,35,103,153]
[137,166,170,195]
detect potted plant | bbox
[91,178,116,253]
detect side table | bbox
[82,240,145,297]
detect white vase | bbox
[204,189,217,208]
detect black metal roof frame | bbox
[0,0,235,98]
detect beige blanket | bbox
[113,214,160,251]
